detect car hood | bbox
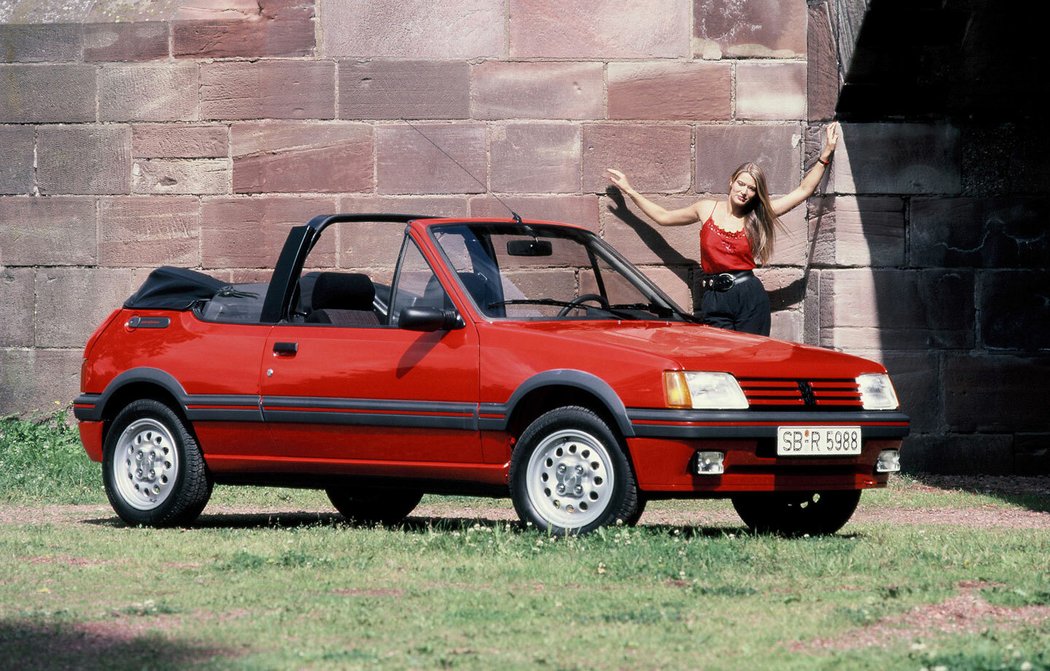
[481,320,886,378]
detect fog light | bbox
[695,451,725,475]
[876,449,901,473]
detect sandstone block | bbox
[376,123,487,195]
[200,61,335,120]
[0,23,82,62]
[339,195,470,219]
[99,196,200,267]
[600,194,699,266]
[37,125,132,195]
[201,196,337,268]
[232,122,373,194]
[695,124,801,195]
[508,0,690,58]
[910,197,1050,269]
[99,64,198,122]
[84,21,169,61]
[833,123,962,196]
[132,159,228,195]
[339,61,470,120]
[632,265,692,310]
[174,0,315,58]
[900,434,1015,475]
[736,63,807,121]
[34,267,140,348]
[878,350,944,435]
[0,65,96,123]
[470,196,599,230]
[978,271,1050,351]
[472,62,604,120]
[767,206,807,267]
[808,196,905,267]
[693,0,807,58]
[944,354,1050,434]
[0,267,35,346]
[490,123,581,194]
[608,62,731,121]
[323,0,503,59]
[807,2,839,121]
[132,124,229,158]
[769,309,804,343]
[583,124,693,193]
[0,125,34,194]
[0,349,83,415]
[0,196,97,266]
[755,267,805,311]
[336,218,415,271]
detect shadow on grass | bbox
[0,620,228,671]
[909,474,1050,514]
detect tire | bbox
[326,486,423,526]
[731,490,862,537]
[509,406,639,536]
[102,399,212,527]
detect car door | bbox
[257,233,482,476]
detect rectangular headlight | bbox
[664,371,749,410]
[857,373,900,410]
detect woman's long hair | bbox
[731,162,783,265]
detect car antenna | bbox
[400,118,523,224]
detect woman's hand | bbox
[821,122,839,160]
[605,168,634,195]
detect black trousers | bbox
[695,273,771,336]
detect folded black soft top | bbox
[124,266,228,310]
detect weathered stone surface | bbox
[232,122,373,194]
[978,271,1050,351]
[99,63,198,122]
[376,123,487,195]
[0,267,35,346]
[901,434,1015,475]
[37,125,132,195]
[879,350,944,435]
[339,61,470,120]
[769,308,804,343]
[910,197,1050,269]
[583,124,693,193]
[339,195,470,219]
[99,196,200,267]
[767,206,807,267]
[490,123,581,194]
[174,0,315,58]
[322,0,503,59]
[0,125,34,195]
[200,61,335,120]
[634,265,692,310]
[0,65,96,123]
[601,194,699,266]
[694,124,801,195]
[808,196,905,267]
[132,159,227,195]
[693,0,807,58]
[755,267,805,311]
[473,62,604,121]
[201,197,337,268]
[0,23,82,62]
[0,349,83,415]
[736,63,807,121]
[333,215,415,271]
[132,124,229,158]
[961,121,1050,198]
[0,196,97,266]
[172,0,262,21]
[508,0,691,58]
[470,196,599,230]
[833,123,962,196]
[84,21,169,61]
[944,354,1050,434]
[807,1,839,121]
[816,269,975,351]
[608,62,731,121]
[34,267,139,348]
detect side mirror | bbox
[398,306,464,332]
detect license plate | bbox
[777,426,862,456]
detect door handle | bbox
[273,341,298,356]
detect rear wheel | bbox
[731,490,861,536]
[326,486,423,526]
[510,406,638,535]
[102,399,212,527]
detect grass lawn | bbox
[2,415,1048,670]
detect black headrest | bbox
[310,273,375,311]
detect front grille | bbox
[738,378,862,409]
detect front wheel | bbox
[731,490,861,537]
[510,406,639,535]
[102,399,212,527]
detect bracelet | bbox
[817,157,831,166]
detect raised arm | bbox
[770,123,839,217]
[606,169,707,226]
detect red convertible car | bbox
[76,214,908,535]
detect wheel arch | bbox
[80,368,191,433]
[502,370,634,442]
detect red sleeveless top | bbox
[700,214,756,274]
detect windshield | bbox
[430,223,691,322]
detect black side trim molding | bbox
[628,408,910,440]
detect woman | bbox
[606,123,838,336]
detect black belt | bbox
[698,270,754,292]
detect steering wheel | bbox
[557,293,610,316]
